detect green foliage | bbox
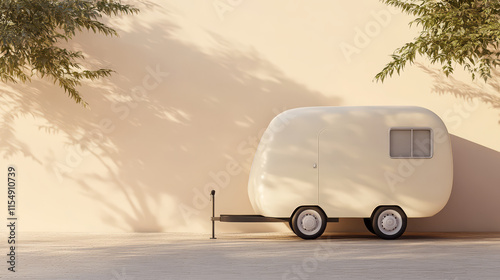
[0,0,138,106]
[375,0,500,82]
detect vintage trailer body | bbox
[247,106,453,238]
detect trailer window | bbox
[390,129,432,158]
[390,130,411,157]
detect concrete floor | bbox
[4,232,500,279]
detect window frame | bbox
[389,127,434,159]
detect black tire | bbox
[291,207,327,240]
[371,206,407,240]
[364,218,375,234]
[289,220,296,234]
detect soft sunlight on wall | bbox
[1,0,499,233]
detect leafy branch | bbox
[0,0,139,106]
[375,0,500,82]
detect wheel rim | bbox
[377,209,402,235]
[297,209,322,236]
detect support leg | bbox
[210,190,216,239]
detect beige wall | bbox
[1,1,499,233]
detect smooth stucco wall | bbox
[1,0,499,233]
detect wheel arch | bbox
[370,205,406,219]
[290,205,327,219]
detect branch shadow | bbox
[417,63,500,123]
[0,3,341,232]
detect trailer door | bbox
[318,126,384,218]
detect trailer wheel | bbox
[291,207,327,240]
[372,207,407,240]
[363,218,375,234]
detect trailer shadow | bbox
[407,134,500,232]
[325,134,500,234]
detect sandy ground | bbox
[3,232,500,280]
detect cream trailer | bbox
[212,106,453,240]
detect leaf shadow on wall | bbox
[417,63,500,123]
[0,3,341,232]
